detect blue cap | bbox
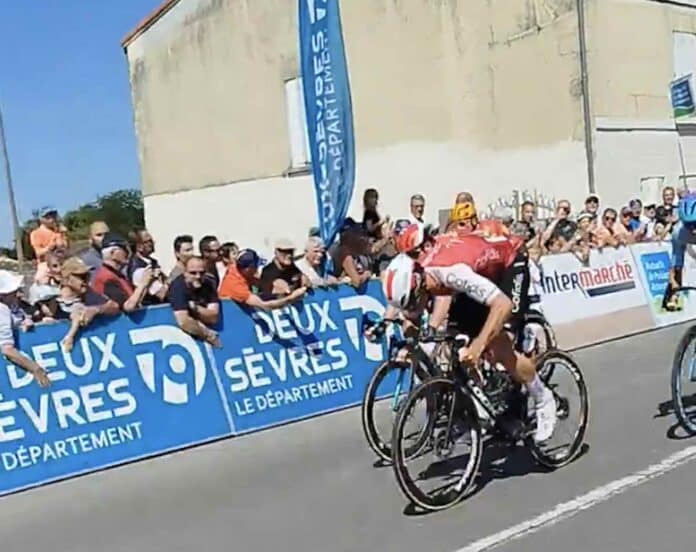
[237,249,262,269]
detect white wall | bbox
[594,119,696,209]
[145,140,588,272]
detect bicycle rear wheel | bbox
[528,350,589,469]
[671,325,696,435]
[391,377,482,511]
[361,359,430,462]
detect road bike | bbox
[360,309,559,464]
[669,286,696,434]
[390,328,588,512]
[360,318,446,463]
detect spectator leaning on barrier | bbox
[330,218,373,287]
[168,256,221,346]
[199,235,222,290]
[29,208,68,262]
[260,238,306,297]
[92,234,153,313]
[80,220,109,279]
[616,206,638,244]
[168,234,195,283]
[127,228,168,306]
[592,207,620,248]
[55,257,120,351]
[295,237,340,288]
[0,270,50,387]
[219,248,306,310]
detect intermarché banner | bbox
[0,283,387,496]
[298,0,356,251]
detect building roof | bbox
[121,0,181,50]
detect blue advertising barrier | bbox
[213,283,387,434]
[0,282,388,495]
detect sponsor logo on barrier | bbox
[337,295,385,362]
[214,285,388,431]
[222,301,351,417]
[639,252,670,298]
[129,325,207,405]
[541,260,635,297]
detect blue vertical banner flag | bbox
[670,75,696,119]
[299,0,356,251]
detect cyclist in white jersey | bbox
[663,193,696,311]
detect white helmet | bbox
[382,253,419,309]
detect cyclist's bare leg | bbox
[486,332,536,384]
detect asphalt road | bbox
[2,323,694,552]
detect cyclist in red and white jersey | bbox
[382,225,557,443]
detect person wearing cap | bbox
[29,208,68,261]
[564,211,595,262]
[0,270,50,388]
[167,256,221,345]
[92,233,154,313]
[584,194,600,218]
[219,248,305,310]
[79,221,109,279]
[295,237,340,288]
[260,238,308,297]
[56,256,120,321]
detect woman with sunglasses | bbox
[662,193,696,311]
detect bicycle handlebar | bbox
[674,286,696,293]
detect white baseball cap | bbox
[0,270,24,295]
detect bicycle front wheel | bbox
[528,350,589,469]
[361,359,430,462]
[391,377,483,512]
[671,325,696,435]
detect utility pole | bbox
[0,105,24,263]
[576,0,596,194]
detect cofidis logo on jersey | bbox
[541,260,636,297]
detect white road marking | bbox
[455,444,696,552]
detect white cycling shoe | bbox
[533,388,557,443]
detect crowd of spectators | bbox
[504,185,683,264]
[0,185,686,387]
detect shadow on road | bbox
[401,440,590,517]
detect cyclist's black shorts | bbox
[447,249,530,346]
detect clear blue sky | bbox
[0,0,161,247]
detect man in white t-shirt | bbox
[408,194,426,230]
[295,237,340,287]
[0,270,50,387]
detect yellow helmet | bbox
[449,202,477,223]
